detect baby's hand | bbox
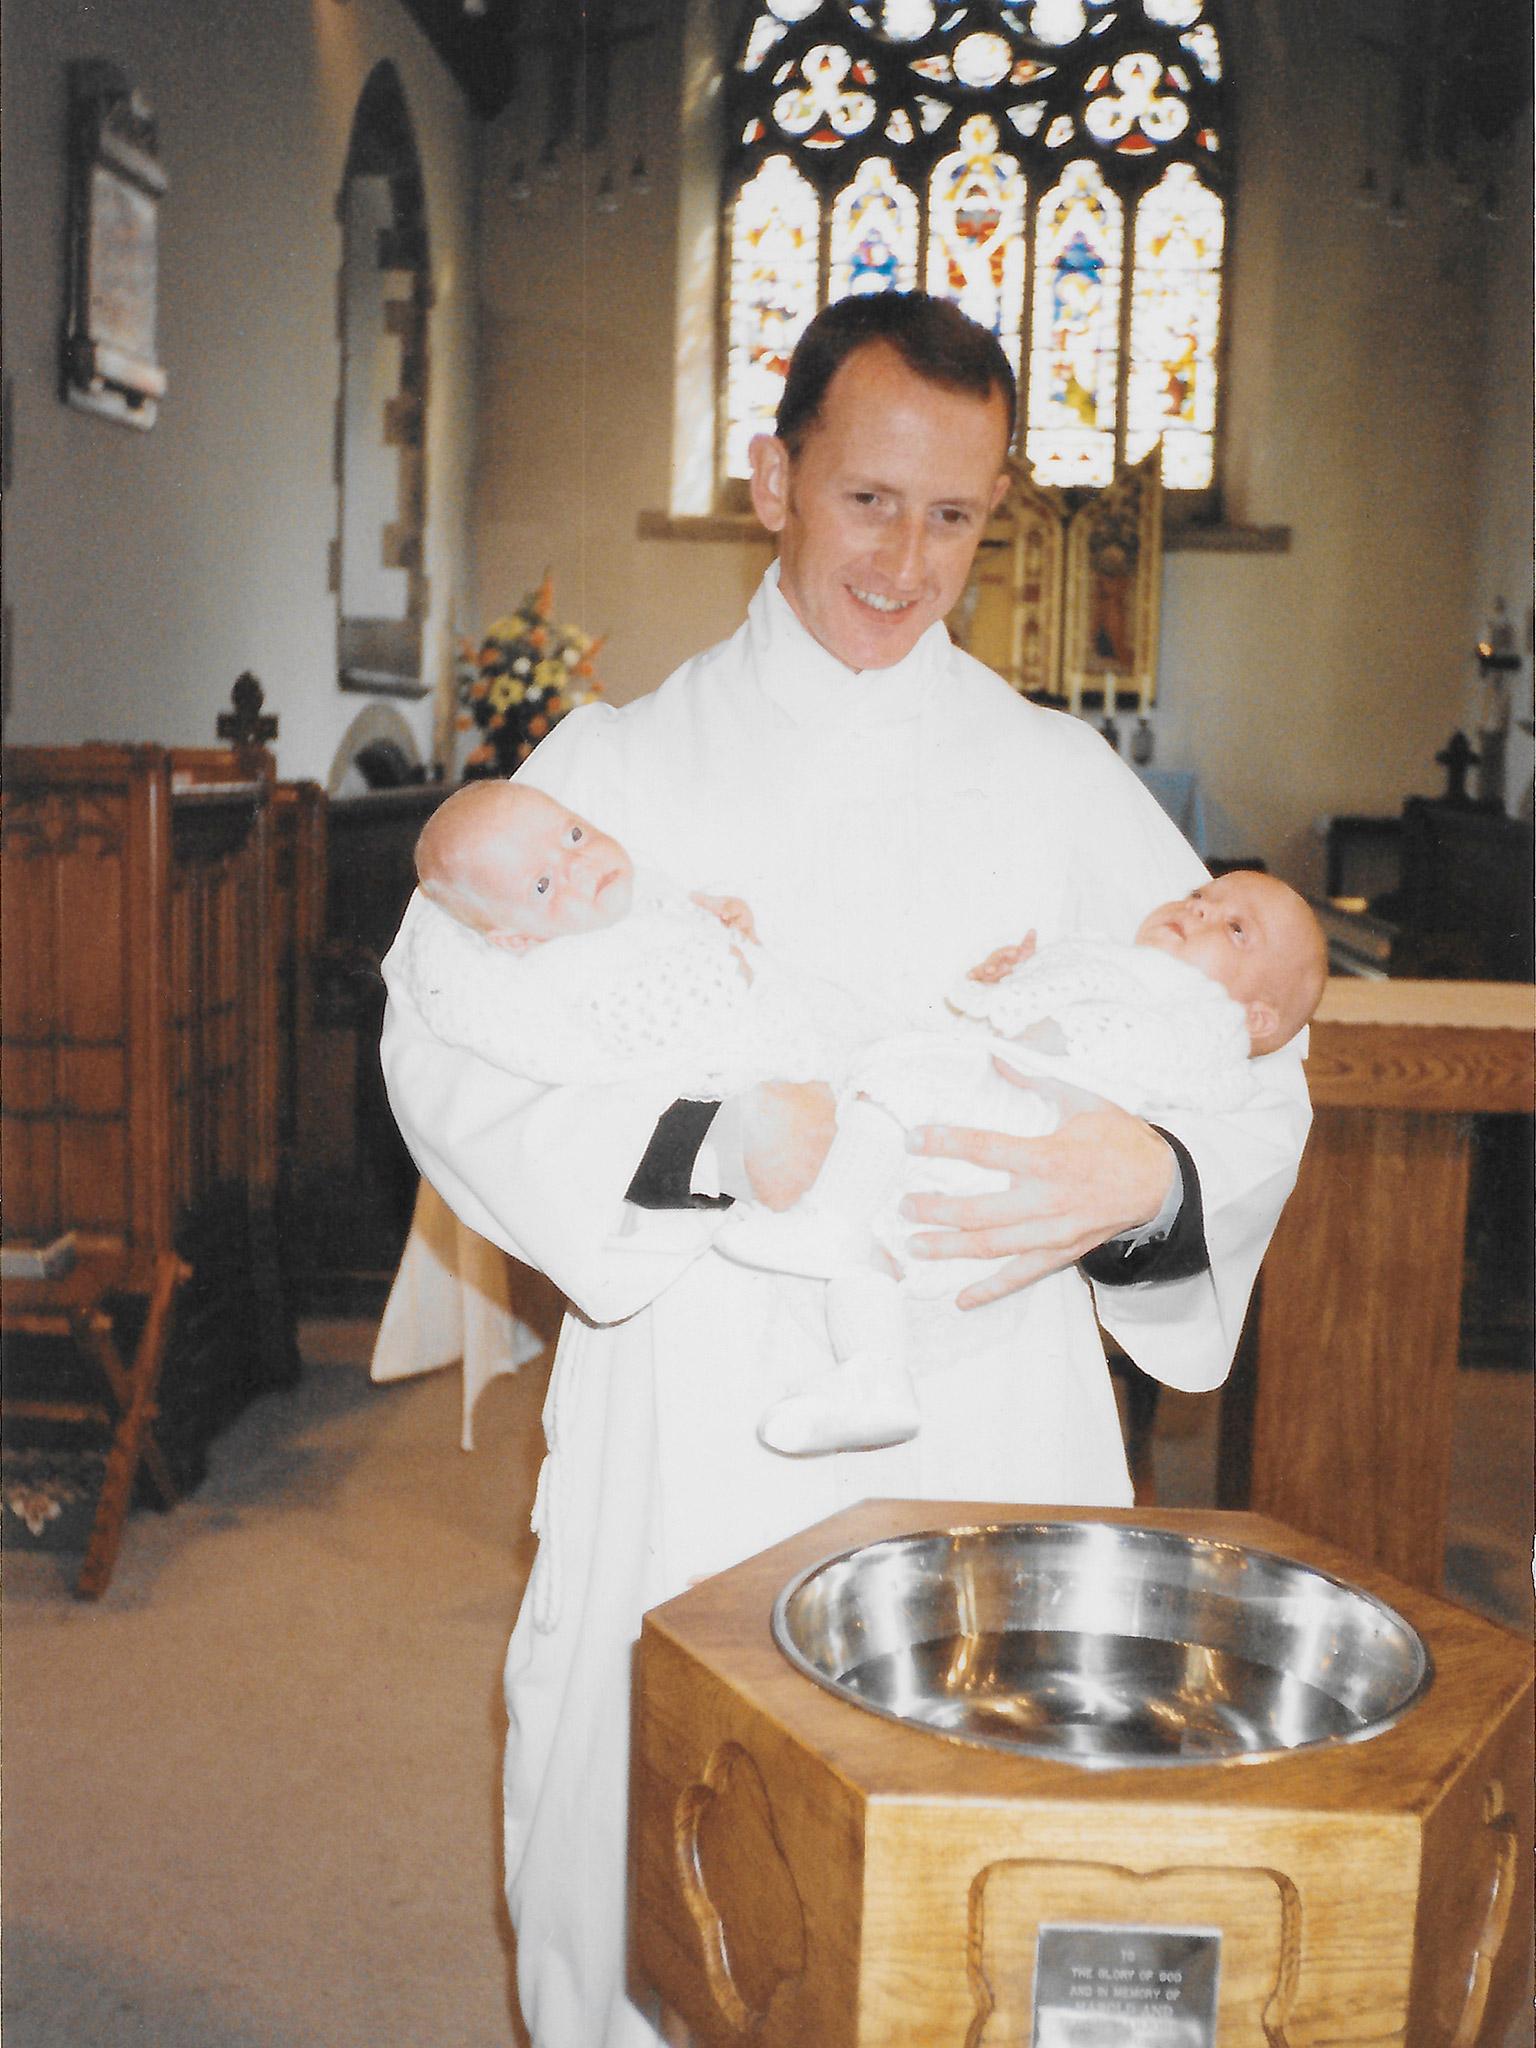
[693,893,759,944]
[968,930,1037,983]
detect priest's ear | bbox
[748,433,791,535]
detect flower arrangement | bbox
[457,571,605,779]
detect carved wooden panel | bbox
[1,752,167,1254]
[677,1742,807,2031]
[1,744,296,1483]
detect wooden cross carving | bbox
[217,672,278,751]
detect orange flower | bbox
[527,714,549,739]
[528,628,548,651]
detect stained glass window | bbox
[1027,159,1124,484]
[723,0,1230,499]
[829,155,920,301]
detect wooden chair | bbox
[2,1244,188,1597]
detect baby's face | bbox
[1136,871,1321,1050]
[480,788,634,948]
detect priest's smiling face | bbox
[749,339,1011,673]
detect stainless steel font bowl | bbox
[771,1521,1432,1767]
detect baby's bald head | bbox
[416,781,634,952]
[1137,870,1327,1055]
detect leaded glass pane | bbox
[1143,0,1203,25]
[1084,52,1190,150]
[954,33,1014,88]
[1030,0,1088,45]
[1181,24,1221,80]
[1026,159,1124,485]
[849,0,938,36]
[926,114,1027,371]
[768,0,823,21]
[830,156,920,300]
[726,155,821,478]
[773,44,878,148]
[1125,162,1223,487]
[742,17,788,72]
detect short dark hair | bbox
[775,292,1017,456]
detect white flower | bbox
[513,656,532,676]
[562,645,580,666]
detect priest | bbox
[380,293,1311,2048]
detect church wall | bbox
[470,1,1532,889]
[1460,103,1534,817]
[471,4,772,724]
[0,0,480,784]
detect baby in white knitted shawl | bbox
[407,780,1326,1459]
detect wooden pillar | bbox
[1247,981,1534,1591]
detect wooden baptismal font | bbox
[630,1500,1532,2047]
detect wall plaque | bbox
[1033,1925,1220,2048]
[62,61,168,429]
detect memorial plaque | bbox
[1033,1925,1220,2047]
[62,61,168,428]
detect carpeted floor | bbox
[3,1313,1532,2047]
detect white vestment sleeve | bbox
[381,892,726,1328]
[1089,1033,1311,1392]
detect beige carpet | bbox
[3,1313,1532,2048]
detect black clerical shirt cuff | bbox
[1078,1127,1209,1286]
[625,1099,733,1210]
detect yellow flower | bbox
[488,614,528,640]
[488,673,526,713]
[533,658,567,694]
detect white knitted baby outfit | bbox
[944,934,1255,1115]
[405,874,869,1093]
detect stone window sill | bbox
[638,510,1290,553]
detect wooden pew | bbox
[1,745,299,1538]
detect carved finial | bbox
[216,671,278,751]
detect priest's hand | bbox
[900,1063,1175,1308]
[738,1080,838,1211]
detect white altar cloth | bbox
[371,1180,545,1449]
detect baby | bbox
[408,779,1326,1456]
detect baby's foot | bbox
[758,1354,920,1456]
